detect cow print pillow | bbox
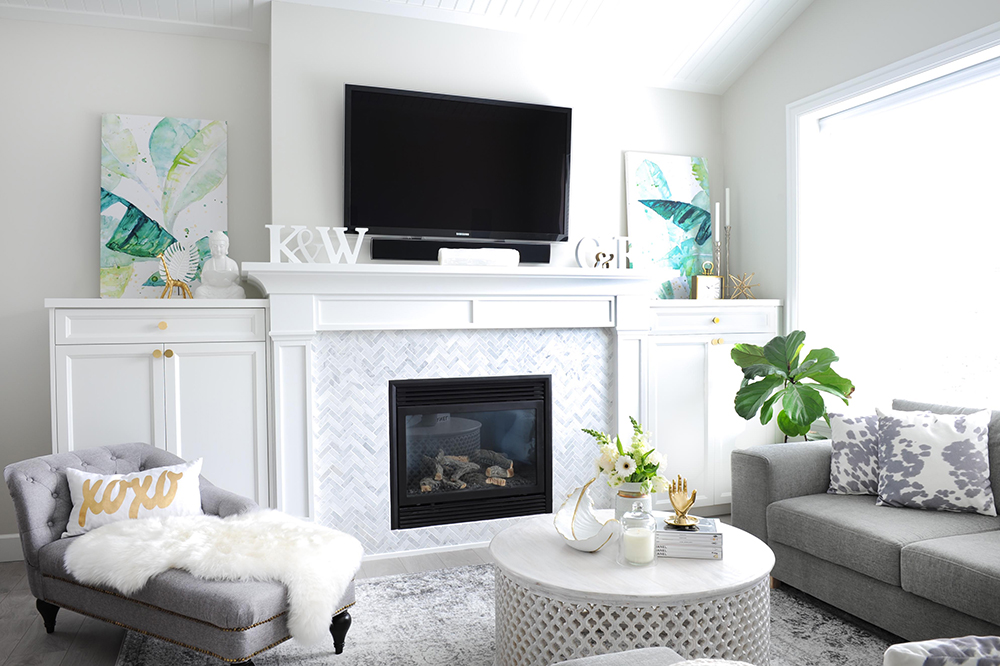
[876,408,996,516]
[827,412,879,495]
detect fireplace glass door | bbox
[389,376,552,529]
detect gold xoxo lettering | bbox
[77,470,184,526]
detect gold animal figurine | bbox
[666,475,698,527]
[157,253,193,299]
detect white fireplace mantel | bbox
[242,262,655,519]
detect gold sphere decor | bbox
[728,272,759,300]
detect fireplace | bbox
[389,375,553,529]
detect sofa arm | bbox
[199,480,259,518]
[731,440,832,544]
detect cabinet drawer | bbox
[55,309,266,344]
[651,308,777,335]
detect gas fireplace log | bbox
[461,472,487,487]
[439,478,467,491]
[419,478,441,493]
[470,450,513,471]
[442,455,469,463]
[445,460,480,482]
[422,456,444,481]
[485,477,507,487]
[486,465,514,479]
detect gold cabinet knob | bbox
[158,321,168,330]
[152,349,162,359]
[164,349,174,358]
[717,337,725,345]
[712,317,720,324]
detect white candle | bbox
[623,527,655,565]
[714,202,720,241]
[725,188,731,228]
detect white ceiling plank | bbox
[232,0,252,28]
[137,0,157,18]
[469,0,489,15]
[176,0,196,21]
[213,0,230,26]
[119,0,140,17]
[63,0,86,11]
[81,0,102,12]
[545,0,572,24]
[671,0,760,82]
[438,0,458,9]
[158,0,179,19]
[25,0,47,9]
[195,0,213,22]
[454,0,472,11]
[714,0,812,91]
[514,0,536,19]
[529,0,554,21]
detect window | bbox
[796,52,1000,412]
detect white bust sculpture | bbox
[194,231,245,299]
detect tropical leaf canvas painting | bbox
[624,152,712,299]
[100,114,228,298]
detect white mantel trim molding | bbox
[242,262,655,519]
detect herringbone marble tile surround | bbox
[312,328,615,554]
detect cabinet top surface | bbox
[45,298,269,309]
[489,511,774,604]
[649,299,782,308]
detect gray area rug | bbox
[116,564,896,666]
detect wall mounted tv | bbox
[345,85,571,244]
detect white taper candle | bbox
[725,188,731,228]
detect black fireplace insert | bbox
[388,375,553,529]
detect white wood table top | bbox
[489,511,775,606]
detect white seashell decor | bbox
[553,478,621,552]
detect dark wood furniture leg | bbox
[36,599,60,633]
[330,610,352,654]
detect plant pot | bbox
[615,482,653,521]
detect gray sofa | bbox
[731,399,1000,641]
[4,443,355,664]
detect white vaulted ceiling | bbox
[0,0,814,93]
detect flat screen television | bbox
[345,85,571,244]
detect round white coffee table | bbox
[489,512,774,666]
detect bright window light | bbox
[798,57,1000,413]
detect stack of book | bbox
[655,516,723,560]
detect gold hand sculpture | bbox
[667,475,698,526]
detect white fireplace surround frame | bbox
[242,262,653,520]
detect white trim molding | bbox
[0,533,23,562]
[785,20,1000,332]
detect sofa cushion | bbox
[39,535,288,629]
[876,408,995,516]
[828,412,879,495]
[766,493,998,586]
[900,531,1000,626]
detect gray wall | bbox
[0,17,270,546]
[722,0,1000,299]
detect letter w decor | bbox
[78,470,184,526]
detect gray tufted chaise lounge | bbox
[4,442,355,664]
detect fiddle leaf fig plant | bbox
[731,330,855,442]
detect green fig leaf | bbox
[731,343,768,369]
[734,375,784,420]
[781,384,826,428]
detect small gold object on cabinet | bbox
[157,321,168,330]
[164,349,174,358]
[665,475,699,527]
[728,272,759,299]
[152,349,162,359]
[693,262,722,300]
[157,254,193,299]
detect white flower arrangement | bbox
[583,417,667,493]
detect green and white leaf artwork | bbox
[624,152,713,299]
[99,114,228,299]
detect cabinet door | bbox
[707,334,778,505]
[646,336,713,511]
[54,344,165,453]
[163,342,268,504]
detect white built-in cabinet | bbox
[46,300,270,506]
[643,301,782,513]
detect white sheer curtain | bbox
[798,59,1000,413]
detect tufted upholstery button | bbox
[28,478,34,484]
[52,492,58,498]
[47,521,54,527]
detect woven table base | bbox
[493,570,770,666]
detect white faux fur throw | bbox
[63,509,364,645]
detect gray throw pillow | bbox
[827,412,879,495]
[876,408,996,516]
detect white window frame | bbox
[784,21,1000,333]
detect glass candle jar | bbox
[618,501,657,567]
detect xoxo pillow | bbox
[64,459,203,537]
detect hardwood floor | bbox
[0,546,494,666]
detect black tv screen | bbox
[345,85,571,243]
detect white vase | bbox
[615,482,653,521]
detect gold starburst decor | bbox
[729,272,759,299]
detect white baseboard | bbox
[364,540,490,562]
[0,533,23,562]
